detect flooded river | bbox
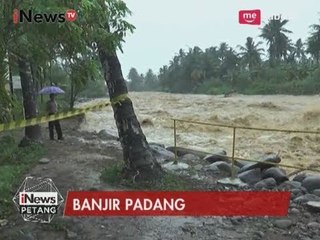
[79,92,320,170]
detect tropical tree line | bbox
[0,0,163,180]
[128,16,320,95]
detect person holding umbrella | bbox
[39,86,64,140]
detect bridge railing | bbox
[172,118,320,179]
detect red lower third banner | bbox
[63,191,290,217]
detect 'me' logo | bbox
[239,9,261,25]
[13,9,77,24]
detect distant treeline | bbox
[128,16,320,95]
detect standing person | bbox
[46,94,63,140]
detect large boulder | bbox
[97,129,119,141]
[302,175,320,193]
[149,142,165,148]
[279,181,302,190]
[313,189,320,197]
[149,144,175,164]
[293,194,320,204]
[205,161,237,176]
[166,146,209,158]
[238,168,262,185]
[262,167,288,185]
[162,162,190,171]
[181,154,201,162]
[292,173,309,183]
[203,150,229,164]
[254,178,277,189]
[238,154,281,173]
[306,201,320,213]
[234,160,252,168]
[204,164,219,172]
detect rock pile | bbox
[152,145,320,212]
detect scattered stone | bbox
[166,146,209,158]
[21,231,35,240]
[150,145,175,164]
[181,154,200,162]
[290,208,300,214]
[193,164,203,171]
[302,175,320,193]
[162,162,190,171]
[238,163,256,173]
[0,219,8,227]
[313,189,320,197]
[149,142,165,148]
[38,158,50,164]
[306,201,320,212]
[97,129,118,141]
[292,173,309,183]
[235,160,252,168]
[262,167,288,185]
[303,212,312,218]
[254,178,277,189]
[66,230,77,239]
[217,177,247,187]
[206,161,232,175]
[291,188,303,196]
[294,194,320,204]
[307,222,320,229]
[274,219,293,229]
[203,151,229,164]
[230,218,240,225]
[238,168,262,185]
[254,231,264,238]
[300,186,308,194]
[191,174,204,180]
[279,181,302,190]
[238,154,281,173]
[204,164,219,172]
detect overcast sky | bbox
[118,0,320,78]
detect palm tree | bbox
[260,16,292,62]
[292,38,306,63]
[238,37,264,71]
[306,20,320,63]
[218,42,229,61]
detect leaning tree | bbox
[77,0,164,181]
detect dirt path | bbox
[1,117,320,240]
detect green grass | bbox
[101,163,124,185]
[0,135,46,218]
[101,162,189,190]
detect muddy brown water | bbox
[79,92,320,173]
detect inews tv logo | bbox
[13,9,77,24]
[239,9,261,25]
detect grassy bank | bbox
[0,135,46,218]
[101,163,200,191]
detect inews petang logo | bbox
[13,177,64,223]
[13,9,77,24]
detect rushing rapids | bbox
[79,92,320,170]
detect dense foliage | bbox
[129,16,320,95]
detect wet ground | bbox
[1,116,320,240]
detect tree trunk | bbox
[8,61,14,96]
[18,58,41,144]
[70,76,74,109]
[98,49,163,181]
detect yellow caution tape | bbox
[110,93,129,106]
[0,93,129,133]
